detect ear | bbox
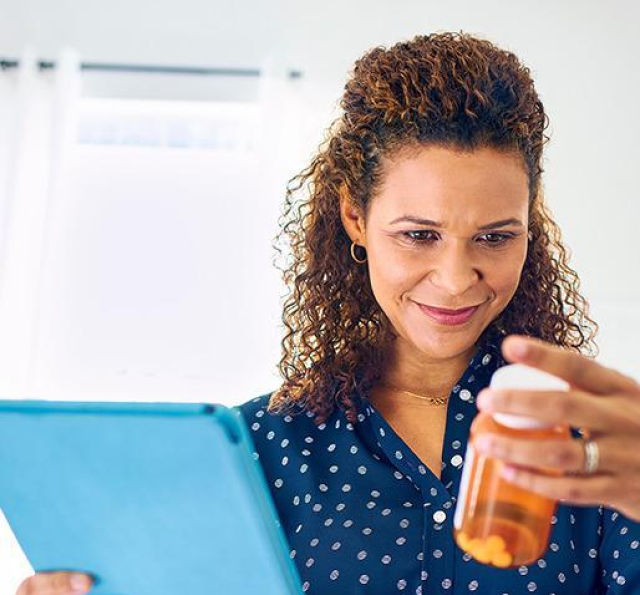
[339,186,367,247]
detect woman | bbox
[19,31,640,595]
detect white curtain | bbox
[0,48,81,400]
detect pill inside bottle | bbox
[453,363,571,568]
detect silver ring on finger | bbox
[582,437,600,475]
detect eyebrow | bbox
[388,216,524,230]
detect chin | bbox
[410,334,479,361]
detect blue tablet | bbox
[0,400,303,595]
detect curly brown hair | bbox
[267,31,598,425]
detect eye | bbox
[477,233,516,246]
[403,230,439,244]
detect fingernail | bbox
[476,390,493,411]
[511,341,529,358]
[70,574,90,591]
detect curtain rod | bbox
[0,59,302,79]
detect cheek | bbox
[486,249,527,302]
[366,244,419,303]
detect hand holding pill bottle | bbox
[453,363,571,567]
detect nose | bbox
[429,241,482,297]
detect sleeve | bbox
[598,506,640,593]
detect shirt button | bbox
[433,510,446,524]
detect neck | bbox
[372,339,477,413]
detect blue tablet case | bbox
[0,400,304,595]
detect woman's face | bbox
[341,145,530,362]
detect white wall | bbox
[0,0,638,372]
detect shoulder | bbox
[237,392,275,421]
[236,391,320,442]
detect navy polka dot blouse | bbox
[238,340,640,594]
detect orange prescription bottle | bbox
[453,364,571,568]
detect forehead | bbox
[370,145,530,225]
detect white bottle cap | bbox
[489,363,569,429]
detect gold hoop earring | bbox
[350,241,367,264]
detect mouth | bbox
[414,301,484,326]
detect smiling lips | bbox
[415,302,482,326]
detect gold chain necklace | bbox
[379,383,451,406]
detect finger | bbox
[477,387,620,434]
[501,335,640,395]
[17,572,93,595]
[500,465,615,507]
[474,434,631,475]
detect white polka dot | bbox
[433,549,443,558]
[358,465,368,474]
[357,550,367,560]
[251,422,260,431]
[468,580,478,591]
[274,478,283,488]
[329,570,339,580]
[381,554,392,564]
[433,510,446,523]
[359,575,369,584]
[397,579,407,590]
[329,465,339,473]
[460,389,472,401]
[451,454,464,467]
[442,578,452,589]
